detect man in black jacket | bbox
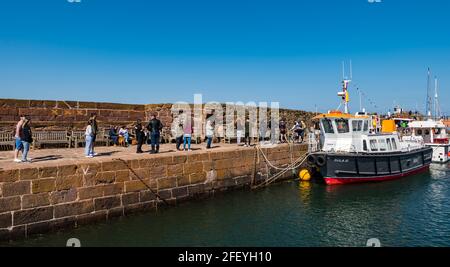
[135,119,145,153]
[146,114,163,154]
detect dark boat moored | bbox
[306,75,432,185]
[308,148,432,185]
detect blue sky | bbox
[0,0,449,114]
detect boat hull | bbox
[426,143,449,164]
[314,147,432,185]
[324,165,429,185]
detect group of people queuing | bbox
[105,115,164,155]
[173,110,212,151]
[11,112,308,163]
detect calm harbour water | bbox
[3,163,450,247]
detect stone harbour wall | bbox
[0,144,306,241]
[0,98,315,132]
[0,98,149,131]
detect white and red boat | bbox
[405,120,449,163]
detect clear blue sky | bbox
[1,0,449,115]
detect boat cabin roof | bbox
[312,111,369,120]
[409,120,446,129]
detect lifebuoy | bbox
[316,155,326,167]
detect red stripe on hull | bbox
[324,165,430,185]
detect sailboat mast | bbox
[434,77,440,120]
[426,68,432,119]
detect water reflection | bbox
[4,167,450,247]
[298,181,312,206]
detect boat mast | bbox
[426,68,432,119]
[339,61,352,114]
[434,77,441,120]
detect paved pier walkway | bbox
[0,143,273,171]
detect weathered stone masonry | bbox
[0,98,315,131]
[0,144,306,241]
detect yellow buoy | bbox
[299,169,311,181]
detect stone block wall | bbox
[0,144,307,241]
[1,98,315,133]
[0,99,148,131]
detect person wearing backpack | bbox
[13,115,26,163]
[21,118,33,163]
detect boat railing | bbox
[308,132,320,153]
[402,135,424,145]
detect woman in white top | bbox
[85,120,95,157]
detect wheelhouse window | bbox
[379,139,387,151]
[335,119,350,134]
[386,138,393,150]
[363,120,369,132]
[352,120,363,132]
[391,138,398,150]
[363,140,368,151]
[352,120,358,132]
[369,140,378,151]
[358,120,363,131]
[321,119,334,134]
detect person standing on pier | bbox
[174,111,185,151]
[205,114,215,149]
[244,118,251,147]
[21,118,33,163]
[236,118,244,146]
[135,119,145,154]
[13,115,26,163]
[85,119,95,158]
[183,120,193,151]
[147,114,163,154]
[279,118,287,143]
[300,120,307,143]
[90,113,98,156]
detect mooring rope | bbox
[251,145,309,190]
[113,158,171,207]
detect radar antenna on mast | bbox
[338,61,352,114]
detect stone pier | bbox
[0,143,306,241]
